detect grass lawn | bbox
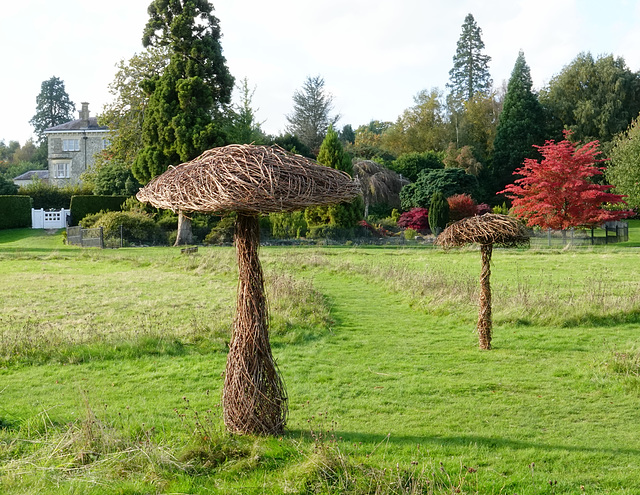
[1,228,640,493]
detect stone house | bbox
[13,169,49,187]
[44,102,109,186]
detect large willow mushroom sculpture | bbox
[137,144,359,435]
[436,214,529,350]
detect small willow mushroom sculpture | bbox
[435,214,529,350]
[136,144,359,435]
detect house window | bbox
[54,162,70,178]
[102,138,111,150]
[63,139,80,151]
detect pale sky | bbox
[2,0,640,146]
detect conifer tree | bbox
[30,76,76,144]
[132,0,234,184]
[305,126,362,228]
[316,125,353,176]
[428,191,449,236]
[285,76,339,155]
[491,51,546,193]
[447,14,492,106]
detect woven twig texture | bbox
[136,144,360,215]
[436,213,530,249]
[223,214,287,435]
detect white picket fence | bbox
[31,209,70,229]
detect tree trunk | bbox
[477,243,493,350]
[174,211,194,246]
[222,214,287,435]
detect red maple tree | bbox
[500,134,631,229]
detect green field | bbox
[1,227,640,494]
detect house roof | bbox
[44,116,107,133]
[14,170,49,181]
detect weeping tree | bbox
[436,214,529,350]
[352,160,409,217]
[136,144,359,434]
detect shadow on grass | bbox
[559,309,640,328]
[287,429,640,456]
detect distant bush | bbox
[80,210,163,245]
[0,195,32,229]
[390,151,444,182]
[19,181,91,209]
[0,176,18,195]
[70,195,129,225]
[400,168,478,210]
[204,214,236,245]
[397,208,429,233]
[404,228,417,240]
[476,203,491,216]
[92,160,141,196]
[270,211,307,239]
[492,202,510,215]
[306,225,368,239]
[447,194,477,222]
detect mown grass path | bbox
[279,266,640,494]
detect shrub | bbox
[390,151,444,182]
[476,203,491,215]
[492,202,510,215]
[359,220,383,238]
[92,160,141,196]
[305,197,364,230]
[70,195,129,225]
[447,194,477,222]
[397,208,429,233]
[270,211,307,239]
[204,213,236,245]
[19,181,91,209]
[428,191,449,235]
[0,176,18,195]
[306,225,366,239]
[404,228,417,240]
[400,168,478,210]
[80,210,163,245]
[0,195,32,229]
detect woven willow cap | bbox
[136,144,361,215]
[436,213,530,248]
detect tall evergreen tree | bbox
[228,77,265,144]
[30,76,76,144]
[285,75,339,155]
[428,191,449,236]
[491,51,546,194]
[132,0,234,184]
[305,126,362,228]
[447,14,492,106]
[316,125,353,176]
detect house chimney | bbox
[79,102,90,127]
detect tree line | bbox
[7,5,640,226]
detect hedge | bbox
[70,195,129,225]
[0,195,32,229]
[18,182,91,209]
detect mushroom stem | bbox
[478,243,492,350]
[223,213,287,435]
